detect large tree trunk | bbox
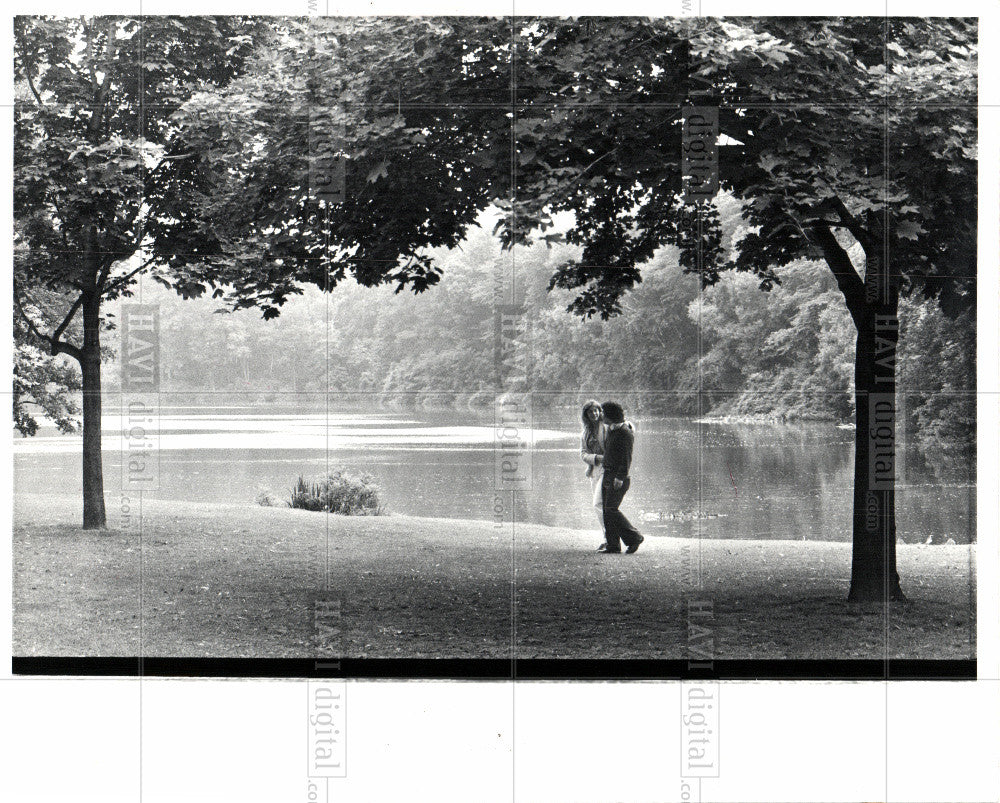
[848,295,905,602]
[80,291,107,530]
[812,223,906,604]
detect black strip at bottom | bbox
[12,657,976,681]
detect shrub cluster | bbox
[286,471,385,516]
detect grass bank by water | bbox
[13,494,974,660]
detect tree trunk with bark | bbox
[80,290,107,530]
[812,222,905,603]
[848,293,905,602]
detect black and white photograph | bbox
[3,3,997,802]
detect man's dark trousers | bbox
[602,476,641,551]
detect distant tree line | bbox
[78,220,972,481]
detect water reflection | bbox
[13,407,974,544]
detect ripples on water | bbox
[13,407,974,544]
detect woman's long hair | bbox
[581,399,603,442]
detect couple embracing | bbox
[581,400,644,554]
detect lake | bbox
[12,405,975,544]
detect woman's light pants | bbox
[590,468,605,533]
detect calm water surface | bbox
[13,406,974,544]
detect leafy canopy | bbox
[162,18,975,325]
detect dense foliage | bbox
[94,221,973,481]
[13,336,82,437]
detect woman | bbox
[580,399,607,540]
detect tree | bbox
[170,17,975,603]
[14,16,260,527]
[506,17,976,602]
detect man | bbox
[597,401,644,554]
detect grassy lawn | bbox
[13,494,975,660]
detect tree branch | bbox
[565,148,618,190]
[17,36,46,104]
[52,293,85,342]
[826,196,876,255]
[95,262,112,293]
[13,283,50,344]
[89,18,115,138]
[105,254,159,295]
[51,339,84,362]
[13,281,85,362]
[84,17,99,92]
[810,222,868,328]
[25,72,44,105]
[144,151,197,187]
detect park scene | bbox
[12,16,976,667]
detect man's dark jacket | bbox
[602,422,634,487]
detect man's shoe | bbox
[625,535,645,554]
[597,543,621,553]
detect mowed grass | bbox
[13,494,975,660]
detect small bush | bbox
[288,471,385,515]
[255,487,280,507]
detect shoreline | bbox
[27,394,850,421]
[14,492,973,548]
[695,413,846,426]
